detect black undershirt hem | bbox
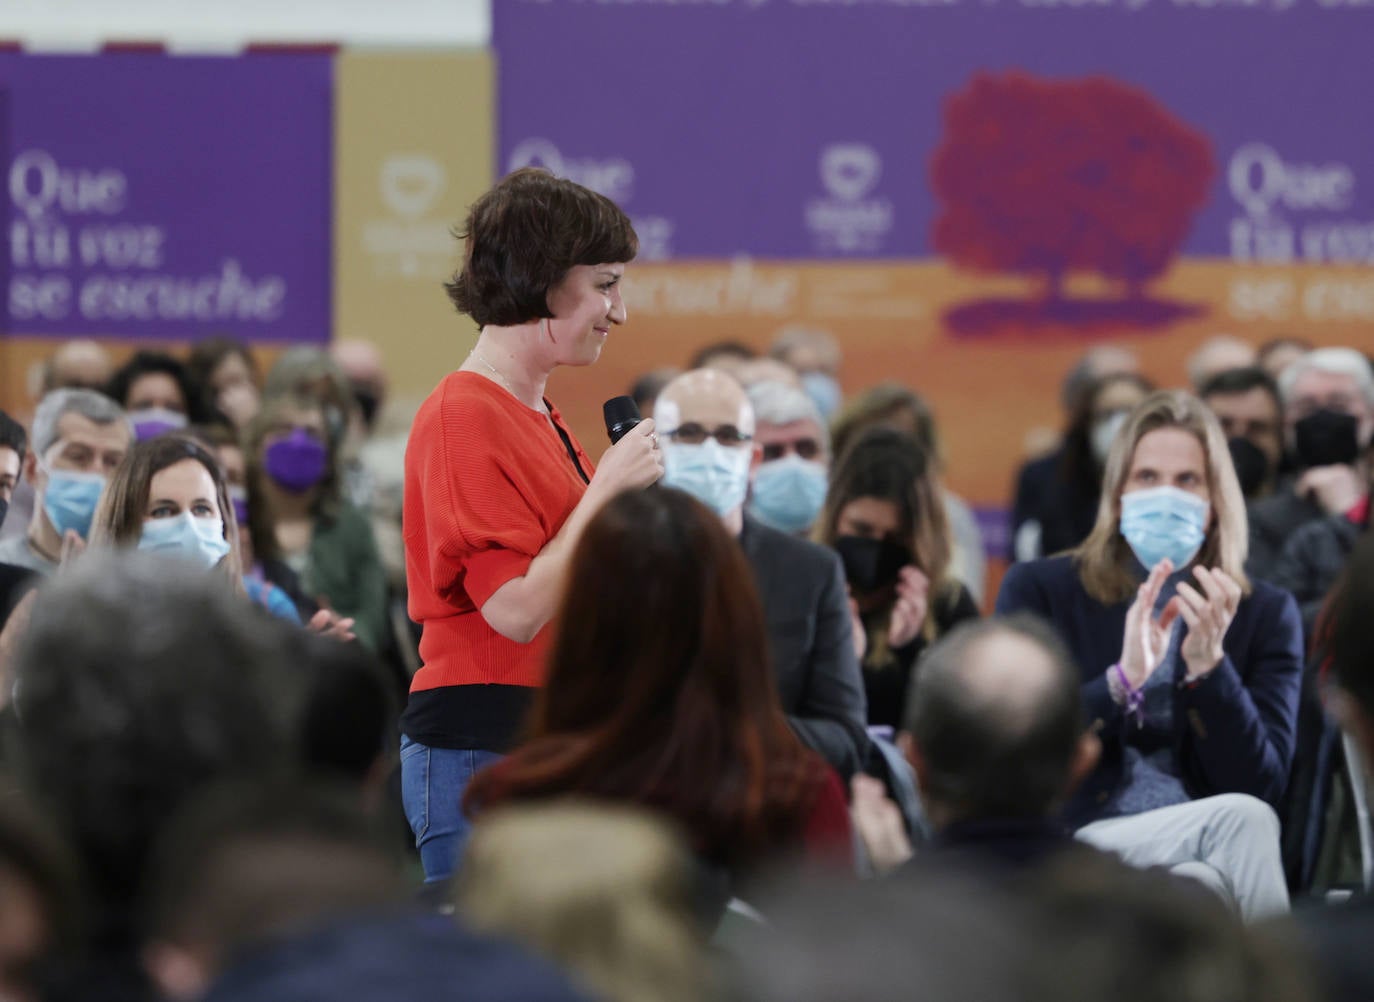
[400,684,536,753]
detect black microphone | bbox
[604,396,642,444]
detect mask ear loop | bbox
[543,316,556,343]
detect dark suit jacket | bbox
[1010,449,1100,561]
[996,556,1303,829]
[1247,483,1326,583]
[739,518,869,778]
[1295,898,1374,1002]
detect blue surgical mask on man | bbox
[662,439,752,516]
[1119,486,1210,572]
[138,512,231,570]
[41,467,107,540]
[748,455,828,534]
[800,372,842,422]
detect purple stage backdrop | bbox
[0,53,332,342]
[494,0,1374,267]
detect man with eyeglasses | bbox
[1248,347,1374,583]
[744,381,830,537]
[655,369,868,778]
[0,389,131,574]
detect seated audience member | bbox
[330,339,407,592]
[186,336,262,431]
[813,428,979,732]
[143,781,584,1002]
[1025,853,1314,1002]
[1059,345,1143,416]
[106,350,201,441]
[8,554,316,999]
[1257,335,1313,383]
[1199,367,1285,501]
[0,790,80,1002]
[628,367,681,420]
[1295,534,1374,1002]
[731,870,1032,1002]
[1187,334,1258,392]
[655,370,868,777]
[192,424,315,624]
[733,356,801,390]
[464,488,853,882]
[1,341,117,547]
[745,380,830,536]
[1249,347,1374,581]
[1012,372,1154,562]
[245,393,387,650]
[0,412,37,630]
[1270,505,1369,644]
[80,435,353,641]
[997,391,1301,921]
[457,803,707,1002]
[870,617,1101,876]
[0,390,130,574]
[769,325,844,421]
[688,339,756,378]
[39,340,114,397]
[830,383,987,604]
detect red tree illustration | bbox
[931,72,1214,301]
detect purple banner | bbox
[495,0,1374,266]
[1,53,332,342]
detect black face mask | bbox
[353,389,381,432]
[1293,409,1361,469]
[0,497,7,534]
[834,535,912,595]
[1227,437,1271,499]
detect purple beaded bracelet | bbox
[1109,663,1145,728]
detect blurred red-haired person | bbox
[465,487,852,881]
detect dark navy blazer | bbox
[996,555,1303,828]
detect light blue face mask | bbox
[1119,486,1210,572]
[800,372,842,422]
[662,439,752,516]
[748,455,829,534]
[41,467,107,540]
[138,512,231,570]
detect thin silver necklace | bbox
[470,348,547,414]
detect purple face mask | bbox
[229,486,250,527]
[129,407,188,442]
[263,428,328,494]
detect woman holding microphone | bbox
[402,168,662,881]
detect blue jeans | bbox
[399,735,504,883]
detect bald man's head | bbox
[903,617,1095,824]
[655,368,756,440]
[44,340,113,396]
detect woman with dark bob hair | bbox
[401,168,663,881]
[465,487,851,878]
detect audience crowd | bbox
[0,168,1371,1001]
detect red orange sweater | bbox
[402,372,595,744]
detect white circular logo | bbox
[820,144,882,203]
[380,155,446,220]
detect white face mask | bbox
[1091,411,1129,465]
[661,439,752,516]
[138,512,231,570]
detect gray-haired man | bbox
[0,389,130,574]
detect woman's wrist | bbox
[1107,662,1144,727]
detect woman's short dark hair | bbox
[465,487,827,871]
[187,336,259,394]
[106,350,199,417]
[445,168,638,329]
